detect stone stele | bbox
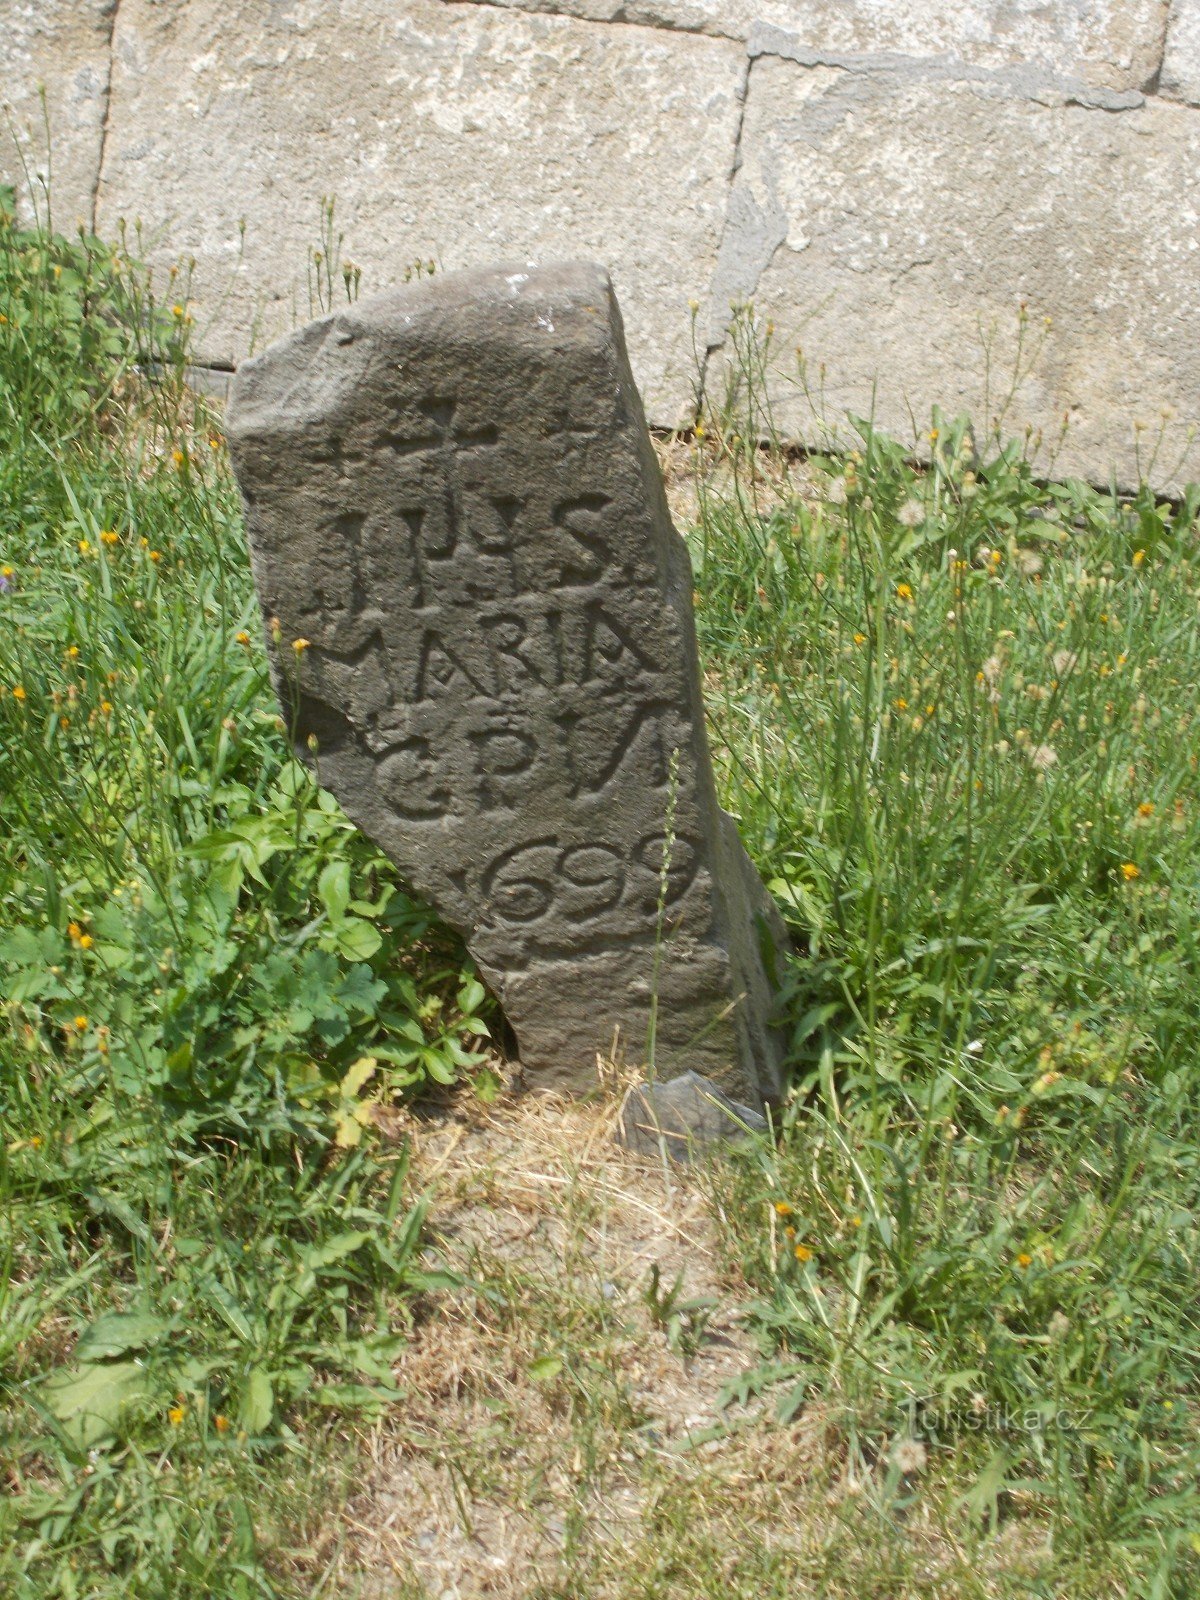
[226,261,788,1110]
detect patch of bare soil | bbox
[342,1084,820,1599]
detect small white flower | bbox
[966,1039,984,1054]
[1029,744,1058,771]
[1052,650,1078,677]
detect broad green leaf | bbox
[310,1382,401,1416]
[43,1360,148,1447]
[240,1365,274,1433]
[458,977,487,1014]
[301,1230,372,1272]
[318,860,351,921]
[76,1310,167,1362]
[334,918,383,961]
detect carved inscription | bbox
[228,261,787,1100]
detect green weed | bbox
[694,308,1200,1596]
[0,184,481,1595]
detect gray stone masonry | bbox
[4,0,1199,489]
[226,261,790,1105]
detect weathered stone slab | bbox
[620,1070,768,1162]
[226,261,788,1105]
[459,0,1167,87]
[712,53,1200,490]
[0,0,114,230]
[1163,0,1200,105]
[95,0,743,424]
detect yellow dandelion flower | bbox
[214,1413,230,1433]
[100,530,119,546]
[1016,1252,1033,1269]
[235,630,251,647]
[101,700,113,714]
[894,697,908,710]
[12,685,26,701]
[78,933,93,950]
[73,1015,88,1032]
[78,539,91,555]
[171,449,185,468]
[794,1243,813,1263]
[168,1404,186,1426]
[1120,862,1140,881]
[67,922,82,942]
[291,637,311,655]
[850,1215,862,1229]
[66,645,79,660]
[1137,801,1154,817]
[896,582,914,601]
[1,565,13,579]
[1132,550,1146,567]
[853,631,867,644]
[774,1200,792,1217]
[59,714,70,729]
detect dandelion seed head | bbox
[892,1438,928,1475]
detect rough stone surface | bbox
[226,261,789,1103]
[619,1070,769,1161]
[1162,0,1200,105]
[3,0,1189,501]
[711,53,1200,489]
[459,0,1168,87]
[0,0,114,230]
[96,0,743,423]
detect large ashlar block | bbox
[0,0,114,229]
[95,0,743,424]
[712,52,1200,490]
[1163,0,1200,106]
[226,261,789,1107]
[460,0,1167,88]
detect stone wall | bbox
[4,0,1200,486]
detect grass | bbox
[688,314,1200,1596]
[1,185,1200,1596]
[0,194,487,1595]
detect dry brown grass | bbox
[333,1085,833,1598]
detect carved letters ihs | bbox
[291,393,699,961]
